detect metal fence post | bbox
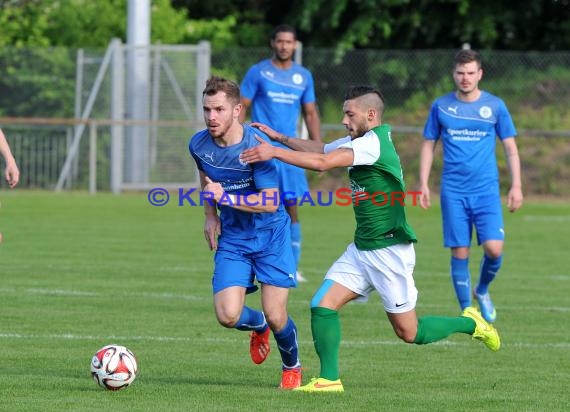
[111,39,125,194]
[89,121,97,195]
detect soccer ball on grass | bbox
[90,344,138,390]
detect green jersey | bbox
[326,124,417,250]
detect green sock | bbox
[311,307,341,380]
[413,316,476,344]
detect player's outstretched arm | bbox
[241,135,353,172]
[203,175,280,214]
[250,122,325,153]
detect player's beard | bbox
[458,85,474,95]
[207,122,230,139]
[275,49,293,62]
[348,121,368,139]
[455,79,476,95]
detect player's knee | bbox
[311,279,334,308]
[310,294,322,308]
[265,311,288,332]
[483,241,503,259]
[485,249,502,259]
[451,247,469,259]
[217,317,238,328]
[215,311,240,328]
[394,326,417,344]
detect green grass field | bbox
[1,191,569,411]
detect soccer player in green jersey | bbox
[240,86,501,393]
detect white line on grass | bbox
[416,303,570,312]
[1,287,569,312]
[1,332,569,349]
[158,265,206,272]
[27,288,98,296]
[0,287,206,301]
[523,215,570,222]
[413,271,570,280]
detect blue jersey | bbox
[189,124,289,238]
[240,59,316,147]
[423,91,517,195]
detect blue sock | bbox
[290,222,301,270]
[235,306,267,332]
[273,317,300,369]
[450,256,471,310]
[476,255,502,295]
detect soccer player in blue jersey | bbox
[239,24,322,283]
[188,76,302,389]
[419,49,523,323]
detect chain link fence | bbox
[1,46,569,195]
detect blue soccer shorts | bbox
[212,220,297,294]
[440,191,505,248]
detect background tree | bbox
[171,0,570,51]
[0,0,189,48]
[0,0,190,117]
[1,0,568,50]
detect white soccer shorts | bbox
[325,242,418,313]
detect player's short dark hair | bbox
[345,86,385,116]
[344,86,385,105]
[203,76,240,105]
[271,24,297,40]
[454,49,482,69]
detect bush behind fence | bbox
[0,46,569,195]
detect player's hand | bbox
[203,176,225,202]
[240,135,276,163]
[203,214,221,251]
[507,186,523,213]
[4,161,19,188]
[419,185,431,209]
[250,122,279,141]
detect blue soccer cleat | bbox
[473,289,497,323]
